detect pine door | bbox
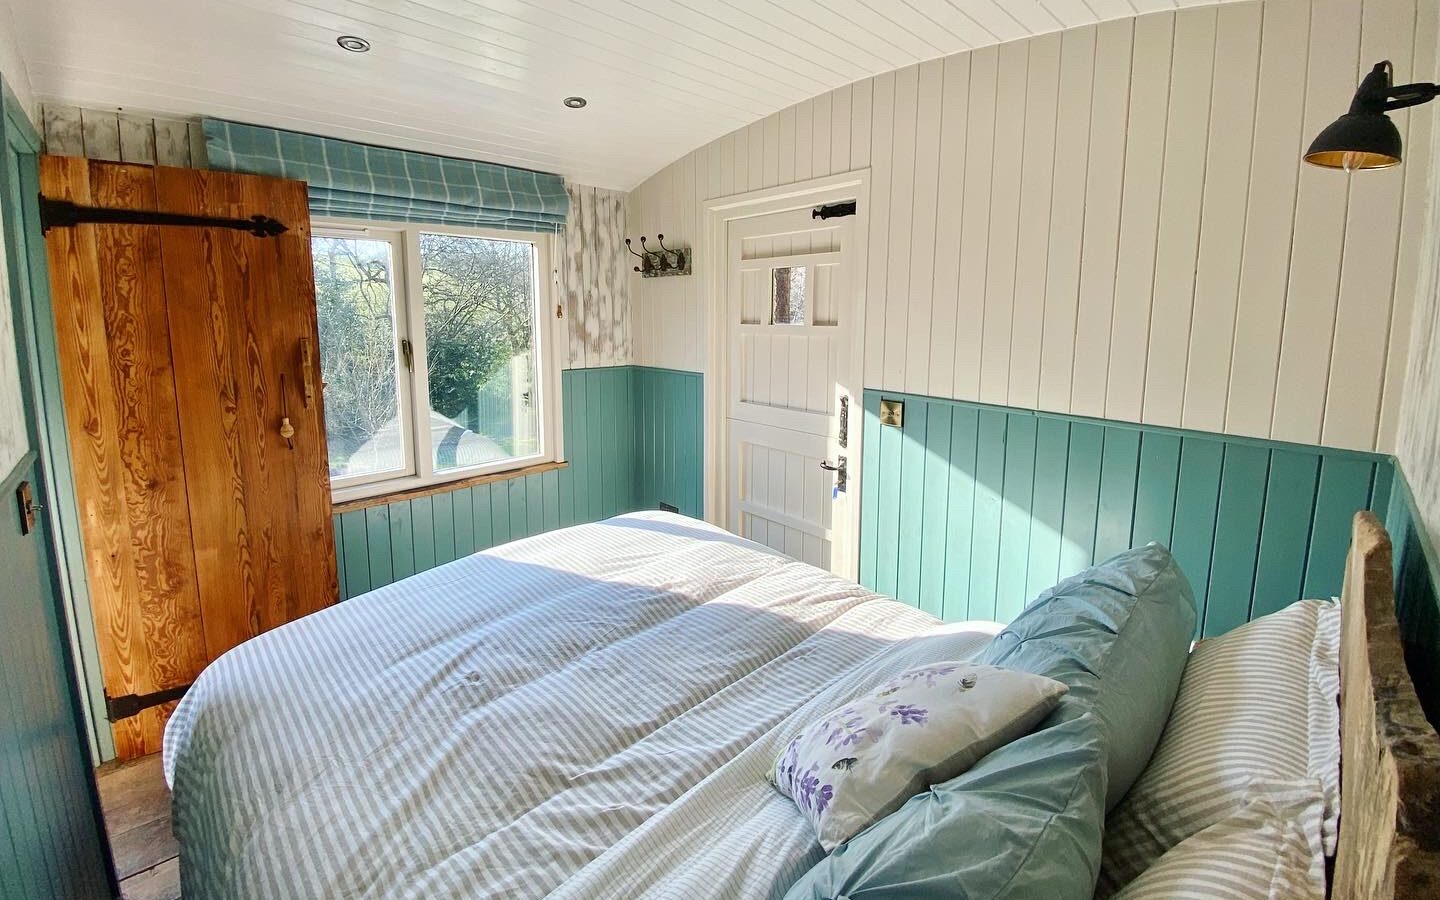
[41,157,337,759]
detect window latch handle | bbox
[400,338,414,372]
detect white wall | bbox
[1398,86,1440,555]
[628,0,1437,454]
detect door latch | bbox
[839,395,849,449]
[820,456,847,494]
[15,480,40,535]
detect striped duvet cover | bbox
[164,511,1000,899]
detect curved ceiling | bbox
[16,0,1214,189]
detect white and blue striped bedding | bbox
[164,511,1000,899]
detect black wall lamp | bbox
[1306,61,1440,170]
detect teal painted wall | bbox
[1387,470,1440,730]
[634,366,703,518]
[333,365,702,599]
[0,457,111,899]
[859,391,1393,639]
[0,80,113,898]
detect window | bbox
[313,222,557,500]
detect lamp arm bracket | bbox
[1385,82,1440,111]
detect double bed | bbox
[164,510,1440,899]
[164,512,1001,898]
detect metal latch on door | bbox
[820,456,847,495]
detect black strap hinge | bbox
[812,201,857,220]
[105,684,191,722]
[39,196,287,238]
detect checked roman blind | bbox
[202,119,569,232]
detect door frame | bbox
[0,82,118,892]
[701,168,871,579]
[3,103,113,763]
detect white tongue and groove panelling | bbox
[627,0,1438,454]
[40,104,628,370]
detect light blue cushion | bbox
[974,542,1196,810]
[784,712,1108,900]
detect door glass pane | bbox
[312,236,406,480]
[419,232,540,473]
[771,266,807,325]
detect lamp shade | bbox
[1304,111,1402,169]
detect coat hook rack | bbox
[626,234,692,277]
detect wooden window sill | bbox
[332,460,568,514]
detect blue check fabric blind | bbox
[202,119,569,232]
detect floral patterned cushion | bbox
[771,662,1068,850]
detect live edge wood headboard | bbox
[1332,512,1440,899]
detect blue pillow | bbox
[974,542,1196,810]
[784,712,1108,900]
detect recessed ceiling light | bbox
[337,35,371,53]
[563,96,588,109]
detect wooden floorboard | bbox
[97,752,180,898]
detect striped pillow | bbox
[1097,600,1340,894]
[1112,783,1326,900]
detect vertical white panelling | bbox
[1323,0,1416,447]
[1181,2,1263,433]
[1009,32,1061,410]
[795,99,815,183]
[624,0,1435,453]
[778,105,797,186]
[954,46,998,400]
[929,54,971,394]
[1038,25,1097,412]
[882,65,919,392]
[904,59,944,395]
[1105,11,1174,421]
[1141,6,1217,427]
[748,120,765,191]
[863,70,895,388]
[1380,0,1439,450]
[1271,0,1363,444]
[832,84,853,174]
[979,41,1028,405]
[1070,18,1133,418]
[1224,0,1311,439]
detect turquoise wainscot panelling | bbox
[0,76,114,897]
[859,391,1394,639]
[634,366,703,518]
[332,366,703,599]
[1387,469,1440,730]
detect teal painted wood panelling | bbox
[1,77,113,896]
[1,456,112,899]
[859,391,1393,638]
[633,366,703,518]
[332,366,705,600]
[1387,469,1440,731]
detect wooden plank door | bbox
[724,206,858,575]
[40,157,337,759]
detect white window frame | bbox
[316,218,562,504]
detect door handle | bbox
[819,456,847,494]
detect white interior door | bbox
[725,205,858,575]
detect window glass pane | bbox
[419,233,540,472]
[312,236,406,480]
[771,266,807,325]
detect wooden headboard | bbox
[1332,512,1440,899]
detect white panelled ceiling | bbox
[18,0,1211,188]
